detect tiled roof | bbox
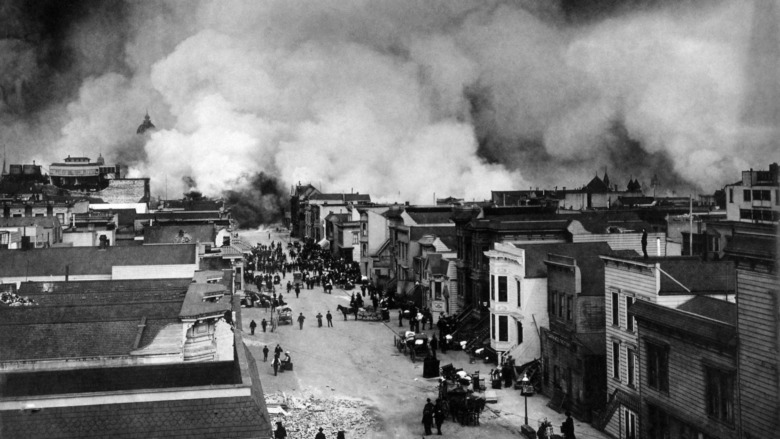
[658,259,735,295]
[630,299,736,346]
[0,361,236,397]
[143,224,216,244]
[17,278,190,305]
[0,244,197,277]
[0,395,270,439]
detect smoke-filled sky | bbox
[1,0,778,205]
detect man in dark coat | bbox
[561,411,576,439]
[274,421,287,438]
[275,344,283,356]
[315,427,326,439]
[434,398,446,435]
[262,345,269,362]
[261,318,268,333]
[316,312,323,327]
[272,353,280,376]
[326,310,333,327]
[297,313,306,330]
[295,284,301,298]
[398,309,403,327]
[422,398,434,435]
[249,319,257,335]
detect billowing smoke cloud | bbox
[224,172,287,228]
[1,0,777,215]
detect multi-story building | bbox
[631,296,738,439]
[539,242,631,421]
[0,216,62,249]
[724,162,779,224]
[304,193,371,242]
[597,255,735,439]
[726,233,779,439]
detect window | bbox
[566,296,572,321]
[743,189,751,201]
[647,342,669,392]
[612,292,619,327]
[517,321,523,344]
[552,293,558,317]
[434,282,442,300]
[627,348,636,387]
[647,405,669,439]
[491,275,495,301]
[352,232,359,245]
[613,342,620,380]
[624,409,637,439]
[491,314,496,340]
[498,276,507,302]
[706,367,734,423]
[728,188,733,203]
[553,365,560,387]
[558,293,564,318]
[517,280,521,307]
[626,297,634,332]
[498,315,508,342]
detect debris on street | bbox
[266,391,378,438]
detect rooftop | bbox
[0,216,61,228]
[404,206,454,225]
[0,244,197,277]
[630,299,736,347]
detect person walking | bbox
[561,411,576,439]
[272,353,280,376]
[398,309,403,327]
[249,319,257,335]
[275,344,283,357]
[262,345,269,362]
[295,285,301,298]
[422,398,434,435]
[430,334,438,359]
[316,312,323,327]
[261,318,268,333]
[297,312,306,330]
[326,310,333,327]
[315,427,326,439]
[434,398,446,435]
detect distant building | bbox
[49,155,121,192]
[724,162,779,224]
[0,216,62,249]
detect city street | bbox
[238,226,609,439]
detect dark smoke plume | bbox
[223,173,288,228]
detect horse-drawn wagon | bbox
[357,305,382,321]
[277,306,293,325]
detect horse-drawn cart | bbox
[357,305,382,321]
[277,306,293,325]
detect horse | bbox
[336,304,358,320]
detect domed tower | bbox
[137,111,156,134]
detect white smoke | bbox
[4,0,777,202]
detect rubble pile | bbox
[267,392,378,438]
[0,292,37,306]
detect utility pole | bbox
[689,194,693,256]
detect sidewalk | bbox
[410,328,610,439]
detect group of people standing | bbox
[421,398,447,435]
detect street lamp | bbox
[521,372,533,426]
